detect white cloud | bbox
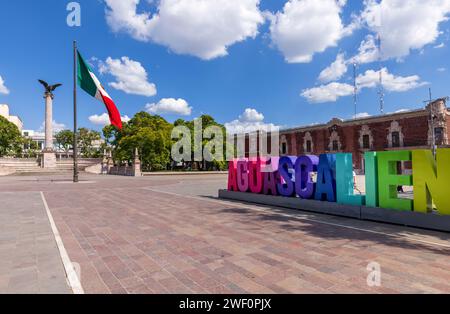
[301,82,354,103]
[302,67,427,103]
[89,113,131,126]
[269,0,353,63]
[357,68,428,92]
[360,0,450,61]
[145,98,192,116]
[318,53,348,83]
[239,108,264,123]
[225,108,279,134]
[437,67,447,72]
[99,56,157,97]
[0,75,10,95]
[353,34,380,64]
[434,43,445,49]
[38,120,67,134]
[104,0,264,60]
[353,112,371,119]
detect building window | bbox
[359,125,373,150]
[387,121,404,148]
[306,140,312,153]
[435,127,444,145]
[303,132,314,153]
[392,132,400,148]
[281,142,287,155]
[328,130,341,152]
[362,135,370,149]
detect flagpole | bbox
[73,40,79,183]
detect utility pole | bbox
[429,88,436,157]
[423,88,437,157]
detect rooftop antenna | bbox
[377,34,385,114]
[423,88,437,156]
[353,61,358,118]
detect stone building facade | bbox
[0,104,23,131]
[270,98,449,174]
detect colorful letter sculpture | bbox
[413,149,450,215]
[336,154,365,206]
[227,149,450,217]
[237,160,249,192]
[377,151,413,211]
[263,170,279,196]
[248,158,265,194]
[315,154,337,202]
[364,152,379,208]
[227,160,238,192]
[295,155,318,199]
[277,157,297,197]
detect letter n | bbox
[413,149,450,215]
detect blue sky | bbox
[0,0,449,134]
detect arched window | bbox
[303,132,314,153]
[280,135,288,155]
[387,121,404,148]
[328,131,342,152]
[359,125,373,150]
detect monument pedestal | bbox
[41,150,57,169]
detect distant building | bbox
[279,98,449,173]
[242,98,449,174]
[22,130,48,151]
[22,130,105,158]
[0,104,23,132]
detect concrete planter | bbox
[218,190,450,233]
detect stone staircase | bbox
[0,158,102,176]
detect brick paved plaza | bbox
[0,173,449,294]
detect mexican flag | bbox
[77,51,123,130]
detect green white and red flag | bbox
[77,51,123,130]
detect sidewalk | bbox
[0,192,71,294]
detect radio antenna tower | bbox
[377,34,385,114]
[353,61,358,118]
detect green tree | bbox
[105,113,228,172]
[77,128,102,158]
[55,130,74,157]
[173,115,227,171]
[104,112,173,171]
[22,137,40,158]
[0,116,23,157]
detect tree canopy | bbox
[104,112,228,171]
[0,116,22,157]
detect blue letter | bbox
[295,155,319,199]
[277,156,297,197]
[315,154,337,202]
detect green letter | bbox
[413,149,450,215]
[365,152,379,207]
[378,151,413,211]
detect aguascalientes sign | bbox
[227,149,450,216]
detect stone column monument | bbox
[132,148,142,177]
[38,80,62,168]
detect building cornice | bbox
[280,108,438,135]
